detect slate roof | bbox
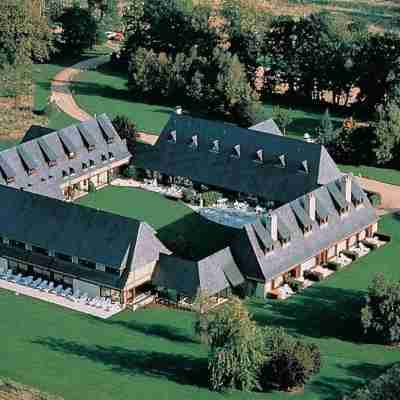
[230,175,378,282]
[135,114,341,204]
[22,125,55,143]
[249,118,283,135]
[152,247,244,297]
[0,185,169,274]
[0,115,131,200]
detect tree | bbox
[345,363,400,400]
[316,109,338,146]
[272,106,293,135]
[112,115,137,153]
[261,327,321,392]
[372,100,400,165]
[0,0,53,66]
[58,4,98,55]
[195,297,265,392]
[361,273,400,345]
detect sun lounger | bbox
[103,298,111,311]
[62,287,72,297]
[54,284,63,295]
[89,297,99,307]
[44,282,54,292]
[79,293,88,304]
[31,278,42,288]
[13,273,23,283]
[39,280,49,290]
[72,289,81,302]
[22,276,33,286]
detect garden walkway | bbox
[50,55,109,122]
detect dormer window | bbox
[253,149,263,164]
[6,176,15,184]
[303,224,312,236]
[299,160,309,174]
[168,130,177,143]
[265,245,274,255]
[231,145,240,159]
[339,204,350,217]
[280,236,291,247]
[106,137,114,144]
[317,215,329,227]
[68,152,75,160]
[274,154,286,168]
[89,160,95,168]
[82,162,88,170]
[101,154,107,162]
[354,198,364,209]
[27,168,37,176]
[88,144,95,152]
[108,152,115,160]
[62,170,68,179]
[189,135,198,150]
[210,140,219,153]
[69,167,75,176]
[48,160,57,168]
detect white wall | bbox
[359,230,366,240]
[372,223,378,234]
[73,279,100,297]
[327,246,336,259]
[301,257,316,272]
[349,235,357,247]
[337,240,347,252]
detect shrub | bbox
[285,277,303,292]
[88,181,96,193]
[182,188,197,204]
[367,191,382,207]
[326,261,342,271]
[123,165,137,179]
[303,270,323,282]
[261,327,321,392]
[201,191,222,207]
[361,273,400,345]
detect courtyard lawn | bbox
[77,186,236,260]
[0,213,400,400]
[71,63,173,135]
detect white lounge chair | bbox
[97,297,106,308]
[103,298,112,311]
[62,287,72,298]
[44,282,54,292]
[39,280,49,291]
[31,278,42,288]
[22,276,33,286]
[13,273,23,283]
[79,293,88,304]
[89,297,99,307]
[72,289,81,302]
[54,284,63,295]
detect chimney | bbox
[341,175,352,203]
[267,213,278,242]
[175,105,183,115]
[305,193,316,221]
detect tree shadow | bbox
[251,285,366,342]
[32,337,208,388]
[101,319,197,344]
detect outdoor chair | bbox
[54,284,63,295]
[89,297,99,307]
[39,280,49,291]
[22,276,33,286]
[31,278,42,288]
[4,270,13,281]
[13,273,23,283]
[62,287,72,298]
[79,293,88,304]
[44,282,54,292]
[72,289,81,302]
[103,298,111,311]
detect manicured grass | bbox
[340,164,400,186]
[77,186,236,260]
[71,63,173,135]
[0,213,400,400]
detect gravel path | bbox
[50,55,109,122]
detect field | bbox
[77,186,236,260]
[0,213,400,400]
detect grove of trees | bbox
[195,297,321,393]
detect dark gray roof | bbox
[249,118,283,136]
[22,125,55,143]
[230,176,378,282]
[152,247,244,297]
[135,114,341,204]
[0,115,131,199]
[0,185,169,270]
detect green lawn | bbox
[340,164,400,186]
[71,63,173,135]
[77,186,236,260]
[1,213,400,400]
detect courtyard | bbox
[77,185,237,260]
[0,213,399,400]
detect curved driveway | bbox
[50,55,109,122]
